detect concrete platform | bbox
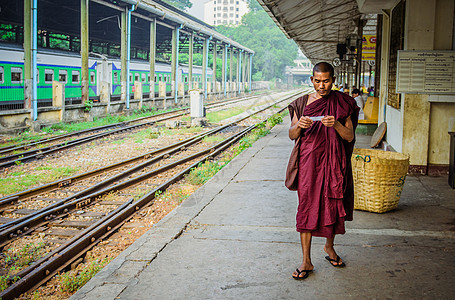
[71,119,455,300]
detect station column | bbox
[24,0,31,108]
[242,51,246,91]
[202,36,211,99]
[249,53,253,93]
[188,33,193,89]
[81,0,89,104]
[222,44,227,96]
[212,41,217,94]
[149,18,156,98]
[237,50,242,94]
[120,10,127,102]
[229,47,233,93]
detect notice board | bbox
[396,50,455,94]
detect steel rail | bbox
[0,90,305,245]
[0,93,270,168]
[0,92,263,156]
[0,88,307,299]
[0,90,300,209]
[0,123,257,300]
[0,125,226,211]
[0,125,230,236]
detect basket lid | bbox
[370,122,387,148]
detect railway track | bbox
[0,89,308,299]
[0,91,276,169]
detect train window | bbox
[90,71,95,84]
[72,71,80,83]
[129,73,132,82]
[35,68,39,83]
[45,69,53,83]
[11,67,22,83]
[184,76,188,82]
[154,75,157,82]
[59,70,67,83]
[0,66,3,83]
[159,75,162,82]
[147,75,150,82]
[113,72,118,83]
[134,74,139,82]
[142,73,146,82]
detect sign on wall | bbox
[396,50,455,94]
[362,35,376,61]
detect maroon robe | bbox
[288,91,359,237]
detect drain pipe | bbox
[31,0,37,121]
[126,2,137,109]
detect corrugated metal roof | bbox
[257,0,367,64]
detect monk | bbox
[288,62,359,280]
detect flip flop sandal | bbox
[325,255,346,267]
[292,268,313,280]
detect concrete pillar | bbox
[81,0,89,104]
[159,82,166,98]
[401,0,435,171]
[52,81,65,121]
[24,0,32,108]
[149,18,156,99]
[134,81,143,109]
[120,10,127,102]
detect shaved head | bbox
[313,62,335,78]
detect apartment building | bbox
[203,0,249,26]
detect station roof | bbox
[257,0,379,64]
[0,0,253,55]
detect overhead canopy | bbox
[257,0,377,64]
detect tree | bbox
[215,0,298,81]
[161,0,192,11]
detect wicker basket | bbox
[351,148,410,213]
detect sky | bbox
[187,0,207,21]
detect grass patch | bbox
[1,242,47,292]
[206,107,246,123]
[202,135,225,143]
[58,258,109,293]
[186,112,283,186]
[159,126,203,136]
[0,166,79,196]
[154,187,189,204]
[0,107,182,147]
[133,128,160,143]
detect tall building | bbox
[203,0,249,26]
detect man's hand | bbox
[298,116,313,129]
[321,115,336,127]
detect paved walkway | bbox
[71,119,455,300]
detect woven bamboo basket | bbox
[351,148,410,213]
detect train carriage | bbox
[0,42,212,110]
